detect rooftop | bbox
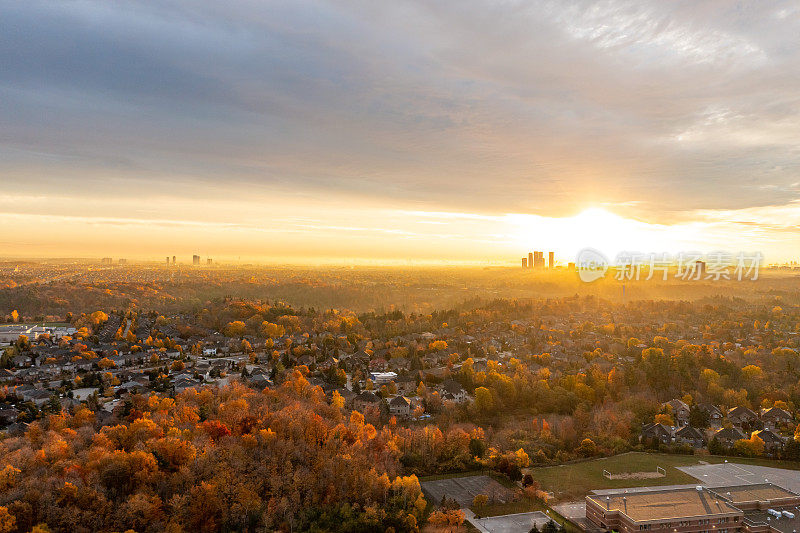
[712,484,799,506]
[588,488,741,522]
[744,508,800,533]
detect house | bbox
[353,391,381,412]
[368,356,388,371]
[249,373,273,388]
[387,357,409,372]
[12,355,32,368]
[440,380,469,403]
[332,388,356,407]
[117,381,144,394]
[60,397,81,410]
[728,406,758,427]
[698,403,723,426]
[666,399,691,426]
[2,422,27,436]
[761,407,793,430]
[388,396,411,417]
[674,425,705,448]
[25,389,53,407]
[0,408,20,425]
[712,426,747,448]
[369,371,397,385]
[173,377,201,392]
[395,374,419,394]
[641,423,672,445]
[752,428,787,455]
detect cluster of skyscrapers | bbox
[521,251,555,269]
[164,255,212,266]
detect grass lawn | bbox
[528,452,800,502]
[419,470,491,482]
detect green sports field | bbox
[528,452,800,501]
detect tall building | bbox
[101,257,112,264]
[207,258,212,266]
[695,260,706,278]
[549,251,554,268]
[166,257,170,265]
[528,252,533,269]
[522,258,528,268]
[192,255,200,266]
[172,256,176,265]
[533,251,544,269]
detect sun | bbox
[509,207,676,260]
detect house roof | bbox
[728,406,757,418]
[762,407,792,420]
[675,426,704,439]
[441,379,464,394]
[699,403,722,416]
[752,428,786,444]
[356,391,380,403]
[667,399,690,412]
[642,422,672,436]
[389,396,410,406]
[714,427,746,440]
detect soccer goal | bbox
[603,469,613,479]
[656,466,666,476]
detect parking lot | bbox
[421,475,513,507]
[465,509,551,533]
[678,463,800,493]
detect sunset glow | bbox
[2,1,799,264]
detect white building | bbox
[369,371,397,385]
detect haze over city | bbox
[3,1,800,263]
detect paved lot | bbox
[553,501,585,521]
[421,475,513,507]
[678,463,800,493]
[465,509,550,533]
[553,501,596,531]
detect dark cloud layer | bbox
[2,0,800,219]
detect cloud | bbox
[1,0,799,258]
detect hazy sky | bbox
[2,0,799,263]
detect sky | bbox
[1,0,799,264]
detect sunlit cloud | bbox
[0,0,799,261]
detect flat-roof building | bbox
[587,484,800,533]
